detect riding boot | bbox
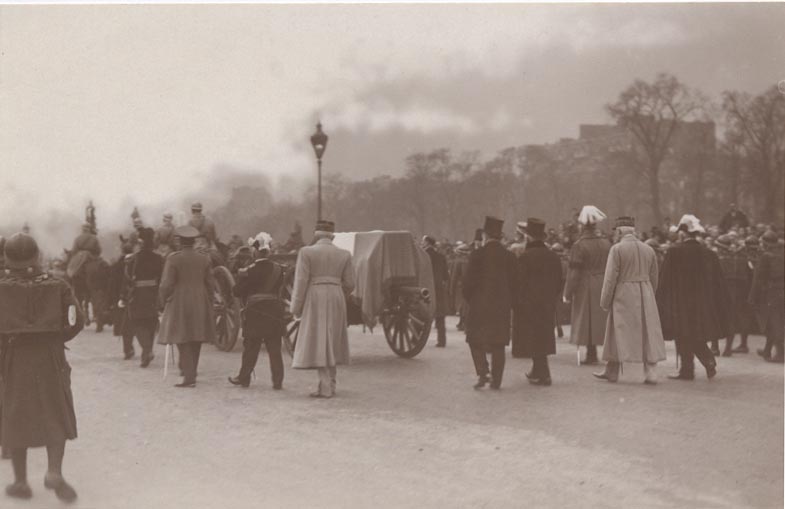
[722,335,734,357]
[710,339,720,357]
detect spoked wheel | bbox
[213,265,241,352]
[281,270,299,357]
[381,300,432,358]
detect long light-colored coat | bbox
[157,248,216,345]
[600,235,666,363]
[564,231,611,346]
[291,238,355,369]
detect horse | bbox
[64,248,111,331]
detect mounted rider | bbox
[188,202,217,250]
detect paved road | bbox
[3,318,783,509]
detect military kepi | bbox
[174,225,200,238]
[615,216,635,228]
[483,216,504,238]
[315,220,335,233]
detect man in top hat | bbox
[121,228,164,368]
[449,243,471,331]
[594,217,666,384]
[229,232,287,389]
[188,202,217,248]
[422,235,449,347]
[749,231,784,362]
[290,220,355,398]
[509,222,527,258]
[563,205,611,365]
[157,225,217,387]
[154,212,176,257]
[463,216,517,389]
[511,218,563,386]
[0,233,83,502]
[656,214,731,380]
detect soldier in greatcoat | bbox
[749,232,784,362]
[594,217,666,384]
[157,226,217,387]
[121,228,164,368]
[0,233,83,503]
[108,240,136,359]
[463,216,517,390]
[512,218,563,386]
[188,202,217,249]
[154,212,176,257]
[657,215,732,381]
[290,220,355,398]
[715,235,755,357]
[229,232,287,389]
[423,236,449,347]
[563,205,611,365]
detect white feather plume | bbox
[578,205,607,225]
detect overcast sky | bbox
[1,3,783,238]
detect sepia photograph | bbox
[0,2,783,508]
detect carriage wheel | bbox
[213,266,241,352]
[381,301,432,358]
[281,277,299,357]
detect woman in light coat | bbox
[594,217,666,384]
[290,220,355,398]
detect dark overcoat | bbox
[656,239,732,343]
[158,247,216,345]
[748,244,784,338]
[426,247,449,318]
[0,271,84,449]
[125,249,164,327]
[448,255,469,315]
[717,249,755,334]
[512,241,563,358]
[563,231,611,346]
[463,240,517,348]
[109,255,132,337]
[233,258,286,339]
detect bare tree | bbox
[606,73,704,225]
[722,85,785,222]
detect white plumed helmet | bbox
[248,231,273,251]
[578,205,607,225]
[677,214,705,233]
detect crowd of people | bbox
[0,199,783,503]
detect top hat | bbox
[483,216,504,238]
[315,220,335,233]
[523,218,546,239]
[615,216,635,229]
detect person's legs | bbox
[693,340,717,378]
[122,331,135,359]
[313,368,333,397]
[722,334,734,357]
[134,320,156,367]
[44,441,77,502]
[177,344,195,384]
[489,346,506,388]
[6,447,31,499]
[265,335,284,389]
[469,345,489,378]
[586,344,598,362]
[328,366,337,394]
[238,336,262,381]
[435,317,446,346]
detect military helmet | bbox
[4,233,40,269]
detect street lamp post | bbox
[310,122,328,222]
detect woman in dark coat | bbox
[512,219,563,385]
[463,216,517,389]
[0,233,83,502]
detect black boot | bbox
[228,375,250,388]
[44,474,77,503]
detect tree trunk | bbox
[649,165,663,227]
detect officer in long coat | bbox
[448,244,471,331]
[423,236,449,347]
[122,228,164,368]
[229,232,287,389]
[290,220,355,398]
[158,226,216,387]
[749,232,784,362]
[512,218,562,386]
[594,217,666,384]
[563,206,611,365]
[109,240,136,359]
[0,233,83,502]
[657,215,731,380]
[463,216,517,390]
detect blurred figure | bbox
[188,202,217,249]
[0,233,83,502]
[154,212,176,257]
[70,223,101,257]
[563,205,611,365]
[720,203,750,233]
[595,217,666,384]
[715,235,755,356]
[749,232,784,362]
[509,222,527,258]
[449,243,471,331]
[422,235,449,347]
[108,239,136,359]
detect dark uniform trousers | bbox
[132,317,157,361]
[177,343,203,383]
[435,317,446,345]
[470,345,506,384]
[239,334,283,387]
[675,338,715,375]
